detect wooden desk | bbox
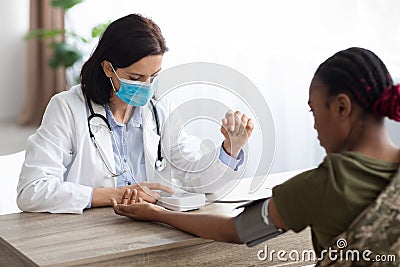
[0,203,314,267]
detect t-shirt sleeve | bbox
[272,165,327,232]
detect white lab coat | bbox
[17,85,245,214]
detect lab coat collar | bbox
[88,100,108,128]
[70,84,109,128]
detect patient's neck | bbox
[346,118,399,163]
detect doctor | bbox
[17,14,253,214]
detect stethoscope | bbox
[85,95,167,178]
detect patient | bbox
[111,47,400,255]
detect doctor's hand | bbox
[111,189,167,221]
[221,110,254,158]
[123,182,174,204]
[91,182,173,208]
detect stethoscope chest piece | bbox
[155,157,167,172]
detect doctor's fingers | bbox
[237,114,249,136]
[221,118,228,134]
[225,111,243,135]
[129,190,145,204]
[129,189,139,204]
[224,110,235,132]
[245,118,254,137]
[136,186,159,204]
[138,182,174,194]
[127,184,160,200]
[122,188,131,205]
[233,111,243,135]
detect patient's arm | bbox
[111,189,287,244]
[111,190,241,243]
[161,211,241,243]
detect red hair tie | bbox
[372,84,400,122]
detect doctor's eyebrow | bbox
[128,68,162,77]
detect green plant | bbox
[24,0,109,69]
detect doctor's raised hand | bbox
[221,110,254,159]
[17,14,250,214]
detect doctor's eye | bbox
[128,76,141,81]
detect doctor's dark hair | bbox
[314,47,400,122]
[80,14,168,105]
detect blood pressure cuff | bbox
[234,198,284,247]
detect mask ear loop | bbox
[109,63,122,79]
[109,63,119,93]
[109,78,117,92]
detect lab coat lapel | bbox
[87,100,116,176]
[88,100,108,127]
[142,105,160,182]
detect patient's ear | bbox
[334,93,352,120]
[101,60,113,78]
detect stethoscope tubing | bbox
[85,95,166,177]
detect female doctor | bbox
[17,14,253,214]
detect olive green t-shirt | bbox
[272,151,399,254]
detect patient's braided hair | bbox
[314,47,400,122]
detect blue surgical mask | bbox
[109,65,155,106]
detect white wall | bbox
[65,0,400,173]
[0,1,29,121]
